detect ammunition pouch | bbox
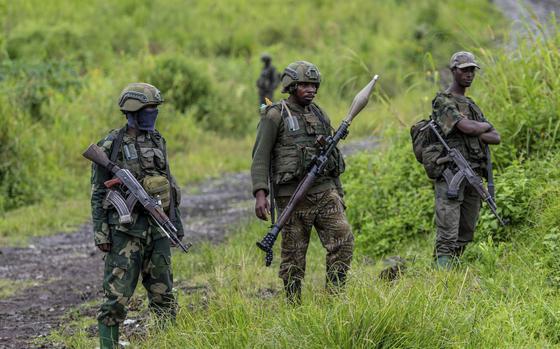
[272,144,345,185]
[142,175,171,211]
[326,146,345,177]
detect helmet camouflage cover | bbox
[118,82,164,112]
[280,61,321,93]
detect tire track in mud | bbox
[0,138,377,348]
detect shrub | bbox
[143,55,212,114]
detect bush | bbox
[344,134,433,257]
[143,55,212,114]
[1,61,81,120]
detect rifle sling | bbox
[110,127,126,163]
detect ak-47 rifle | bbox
[423,120,507,226]
[83,144,192,253]
[256,75,380,266]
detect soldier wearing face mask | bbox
[90,83,184,348]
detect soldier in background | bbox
[90,83,184,348]
[251,61,353,303]
[430,52,501,268]
[256,53,280,106]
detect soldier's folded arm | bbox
[479,127,501,144]
[455,118,494,136]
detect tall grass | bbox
[52,208,560,348]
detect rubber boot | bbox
[98,321,119,349]
[283,279,302,305]
[435,255,453,270]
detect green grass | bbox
[0,278,37,298]
[53,216,560,348]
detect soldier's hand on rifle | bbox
[97,243,111,253]
[255,189,270,221]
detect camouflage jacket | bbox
[90,126,184,245]
[431,91,489,171]
[251,99,344,197]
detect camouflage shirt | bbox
[431,91,489,168]
[90,127,184,245]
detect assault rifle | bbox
[83,144,192,253]
[256,75,380,266]
[423,120,507,226]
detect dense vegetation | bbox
[0,0,502,244]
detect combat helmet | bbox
[118,82,164,112]
[280,61,321,93]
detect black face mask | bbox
[128,108,159,131]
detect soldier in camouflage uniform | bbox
[90,83,184,348]
[431,52,501,269]
[251,61,353,302]
[256,53,280,106]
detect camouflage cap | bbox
[449,51,480,69]
[118,82,164,112]
[280,61,321,93]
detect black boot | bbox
[283,279,302,305]
[326,271,347,294]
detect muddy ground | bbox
[0,138,376,349]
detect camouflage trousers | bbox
[434,179,481,257]
[276,188,354,285]
[97,226,176,326]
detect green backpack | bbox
[410,119,445,179]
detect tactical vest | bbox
[437,93,487,169]
[104,127,179,216]
[270,101,345,186]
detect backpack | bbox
[410,119,446,179]
[410,119,431,163]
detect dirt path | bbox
[0,138,376,348]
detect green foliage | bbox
[0,0,503,216]
[344,134,433,257]
[474,21,560,165]
[1,61,82,120]
[143,55,211,114]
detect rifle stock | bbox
[83,144,118,172]
[256,75,380,266]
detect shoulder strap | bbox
[109,127,126,162]
[309,104,332,132]
[156,133,177,221]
